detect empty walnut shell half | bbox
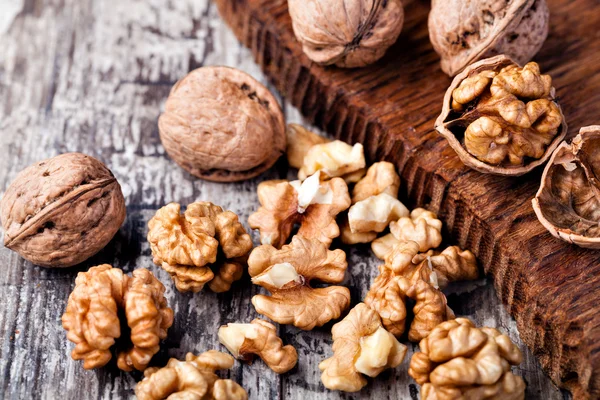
[158,66,286,182]
[533,126,600,249]
[429,0,549,76]
[0,153,126,267]
[288,0,404,68]
[435,55,566,176]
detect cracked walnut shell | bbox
[436,55,566,176]
[135,350,247,400]
[533,126,600,248]
[288,0,404,68]
[62,265,173,371]
[218,319,298,374]
[409,318,525,400]
[248,172,351,248]
[319,303,407,392]
[429,0,549,76]
[158,66,286,182]
[0,153,126,267]
[148,202,253,293]
[248,235,350,330]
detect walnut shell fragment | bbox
[319,303,407,392]
[248,172,351,248]
[0,153,126,267]
[218,319,298,373]
[409,318,525,400]
[135,350,247,400]
[62,265,173,371]
[148,202,253,293]
[429,0,549,76]
[532,126,600,248]
[158,66,286,182]
[248,235,350,330]
[288,0,404,68]
[436,55,566,175]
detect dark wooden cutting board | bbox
[214,0,600,397]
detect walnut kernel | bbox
[298,140,366,183]
[286,124,329,169]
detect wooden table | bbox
[0,0,568,398]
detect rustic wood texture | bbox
[213,0,600,398]
[0,0,570,399]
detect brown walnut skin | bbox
[429,0,549,77]
[288,0,404,68]
[0,153,126,267]
[158,66,286,182]
[533,126,600,248]
[435,55,566,176]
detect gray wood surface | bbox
[0,0,569,399]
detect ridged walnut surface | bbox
[215,0,600,397]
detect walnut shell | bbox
[288,0,404,68]
[532,126,600,248]
[0,153,126,267]
[428,0,549,76]
[158,66,286,182]
[435,55,566,176]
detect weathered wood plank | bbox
[0,0,565,398]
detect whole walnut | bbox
[158,66,286,182]
[429,0,549,76]
[0,153,126,267]
[288,0,404,68]
[533,126,600,248]
[436,55,566,176]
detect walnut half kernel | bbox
[436,55,566,176]
[533,126,600,248]
[218,319,298,374]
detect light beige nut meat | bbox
[248,171,351,248]
[412,246,479,289]
[352,161,401,203]
[298,140,366,183]
[0,153,126,268]
[135,350,248,400]
[319,303,407,392]
[409,318,525,400]
[62,265,173,371]
[372,208,443,259]
[436,55,566,176]
[532,126,600,248]
[148,201,253,293]
[288,0,404,68]
[218,319,298,374]
[158,66,285,182]
[364,265,408,337]
[339,218,378,245]
[429,0,549,77]
[286,124,330,169]
[248,235,350,330]
[347,193,409,234]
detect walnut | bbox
[429,0,549,76]
[352,162,401,203]
[158,66,286,182]
[436,56,567,176]
[298,141,366,183]
[409,318,525,400]
[0,153,126,268]
[319,303,407,392]
[248,172,351,248]
[286,124,330,169]
[248,235,350,330]
[218,319,298,373]
[339,219,378,245]
[148,202,253,293]
[347,193,409,235]
[62,265,173,371]
[135,350,247,400]
[533,126,600,248]
[372,208,443,258]
[412,246,479,289]
[288,0,404,68]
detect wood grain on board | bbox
[214,0,600,398]
[0,0,572,398]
